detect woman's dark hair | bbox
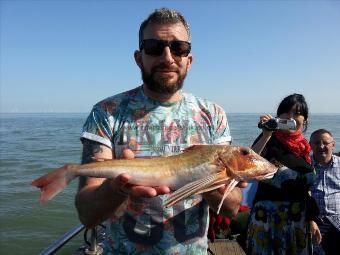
[277,93,309,131]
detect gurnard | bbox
[32,145,277,213]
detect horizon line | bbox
[1,112,340,115]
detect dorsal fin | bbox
[182,145,205,152]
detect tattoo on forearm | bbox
[81,139,104,164]
[78,139,104,189]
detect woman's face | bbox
[278,110,305,133]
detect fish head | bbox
[217,146,277,181]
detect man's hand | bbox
[116,149,171,198]
[114,173,171,198]
[310,220,322,245]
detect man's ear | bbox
[134,50,142,68]
[186,53,193,71]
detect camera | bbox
[258,118,296,131]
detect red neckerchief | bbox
[274,130,312,164]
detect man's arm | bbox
[75,139,127,228]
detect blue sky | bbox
[1,0,339,113]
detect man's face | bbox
[310,132,335,164]
[136,22,192,95]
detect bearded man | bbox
[75,8,244,254]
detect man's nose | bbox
[161,46,175,64]
[318,143,325,148]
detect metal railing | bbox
[39,224,103,255]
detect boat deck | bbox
[73,239,246,255]
[208,239,246,255]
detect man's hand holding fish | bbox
[116,149,248,217]
[119,148,247,209]
[117,149,171,198]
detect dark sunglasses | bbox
[139,39,191,57]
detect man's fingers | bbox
[315,229,322,245]
[237,181,248,188]
[121,184,171,198]
[123,149,135,159]
[115,173,130,186]
[217,185,226,194]
[154,185,171,194]
[125,184,157,197]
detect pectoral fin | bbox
[216,178,239,214]
[164,172,228,208]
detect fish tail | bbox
[31,164,76,204]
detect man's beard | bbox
[141,64,187,95]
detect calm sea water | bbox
[0,113,339,254]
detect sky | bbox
[1,0,340,114]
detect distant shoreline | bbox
[1,112,340,115]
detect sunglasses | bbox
[139,39,191,57]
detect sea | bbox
[0,113,339,254]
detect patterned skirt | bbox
[246,200,311,255]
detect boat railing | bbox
[38,222,248,255]
[39,224,104,255]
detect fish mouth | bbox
[241,169,277,181]
[235,169,277,181]
[256,171,276,180]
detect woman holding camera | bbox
[246,93,321,255]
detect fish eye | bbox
[240,148,250,156]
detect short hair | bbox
[310,129,333,141]
[138,8,191,43]
[277,93,309,131]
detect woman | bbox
[246,94,321,255]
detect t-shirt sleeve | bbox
[80,105,113,148]
[211,104,232,144]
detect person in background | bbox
[310,129,340,255]
[75,8,244,254]
[246,93,321,254]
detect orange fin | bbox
[182,145,205,152]
[195,181,228,194]
[164,171,227,208]
[216,179,239,214]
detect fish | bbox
[31,145,277,213]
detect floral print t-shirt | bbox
[81,86,232,254]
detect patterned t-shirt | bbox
[81,86,232,254]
